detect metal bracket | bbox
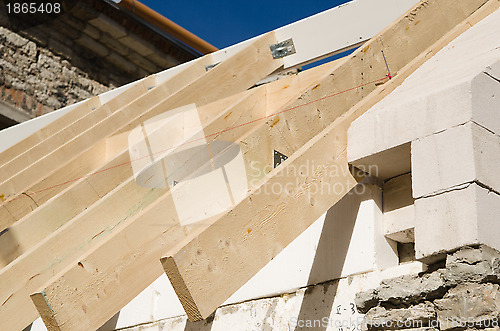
[205,62,220,71]
[273,150,289,168]
[270,38,296,59]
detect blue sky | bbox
[141,0,350,49]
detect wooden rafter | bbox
[0,32,285,331]
[0,76,157,184]
[0,91,250,331]
[0,32,281,232]
[26,60,337,331]
[0,97,101,169]
[0,60,208,231]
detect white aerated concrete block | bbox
[415,183,500,261]
[412,121,500,198]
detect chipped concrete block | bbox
[355,270,447,315]
[355,289,379,315]
[414,183,500,261]
[383,174,415,243]
[377,271,446,308]
[355,246,500,331]
[412,121,500,198]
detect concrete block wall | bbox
[348,8,500,262]
[412,122,500,260]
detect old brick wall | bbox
[355,245,500,330]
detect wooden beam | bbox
[0,96,101,168]
[2,59,336,268]
[0,33,280,231]
[0,54,212,219]
[0,76,157,184]
[0,90,256,331]
[0,33,286,331]
[160,0,500,321]
[0,53,214,231]
[0,89,249,268]
[24,62,333,331]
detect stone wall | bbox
[0,0,197,122]
[0,26,110,117]
[355,245,500,330]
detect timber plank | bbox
[0,32,285,331]
[0,91,254,331]
[0,90,249,268]
[25,62,329,331]
[0,76,157,183]
[0,96,100,168]
[0,54,215,231]
[0,33,280,231]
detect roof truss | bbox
[0,0,498,329]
